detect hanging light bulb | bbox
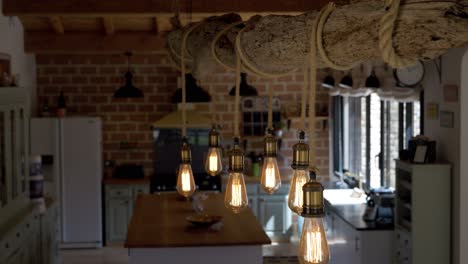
[261,133,281,194]
[288,131,310,214]
[176,137,196,198]
[224,138,248,213]
[205,126,223,176]
[298,171,330,264]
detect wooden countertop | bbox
[102,177,150,185]
[125,193,271,248]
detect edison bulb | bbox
[288,169,309,214]
[299,217,330,264]
[205,147,223,176]
[176,164,195,198]
[224,172,248,213]
[261,157,281,194]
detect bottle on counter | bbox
[250,152,261,178]
[57,90,66,118]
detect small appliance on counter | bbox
[114,164,144,179]
[363,188,395,227]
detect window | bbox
[332,94,422,189]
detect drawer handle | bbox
[5,243,9,249]
[16,233,20,238]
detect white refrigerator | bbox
[30,117,103,248]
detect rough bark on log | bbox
[234,0,468,74]
[167,13,241,79]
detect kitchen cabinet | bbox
[104,183,150,245]
[40,202,59,264]
[325,206,392,264]
[394,161,451,264]
[244,183,291,236]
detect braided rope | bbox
[379,0,417,69]
[316,2,354,71]
[211,21,245,71]
[235,26,298,78]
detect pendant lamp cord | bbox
[234,55,241,138]
[267,85,274,132]
[181,25,189,137]
[301,65,308,132]
[209,82,215,125]
[308,6,320,173]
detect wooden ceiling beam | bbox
[3,0,331,16]
[102,17,115,35]
[153,17,159,35]
[49,16,64,34]
[24,32,166,53]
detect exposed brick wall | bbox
[36,52,331,180]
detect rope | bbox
[316,2,354,71]
[209,84,215,125]
[308,8,320,172]
[267,85,273,131]
[379,0,417,69]
[211,21,245,71]
[234,55,241,138]
[179,23,202,137]
[235,26,298,78]
[301,65,308,131]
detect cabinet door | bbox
[248,196,258,218]
[258,195,288,233]
[107,197,132,242]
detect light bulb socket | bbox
[180,137,192,164]
[208,126,220,148]
[301,174,325,218]
[264,134,278,157]
[229,138,244,172]
[291,131,309,170]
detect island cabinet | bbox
[0,201,58,264]
[245,183,291,236]
[104,182,150,245]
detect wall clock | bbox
[394,60,425,87]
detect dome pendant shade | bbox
[339,74,353,89]
[114,71,144,98]
[365,70,380,89]
[114,52,144,98]
[321,75,335,89]
[171,74,211,103]
[229,72,258,96]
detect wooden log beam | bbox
[153,17,159,34]
[102,17,115,35]
[3,0,332,16]
[49,16,64,34]
[200,0,468,76]
[24,32,165,53]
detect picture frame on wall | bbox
[426,102,439,120]
[0,53,11,76]
[440,111,454,128]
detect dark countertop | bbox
[323,185,394,231]
[103,177,151,185]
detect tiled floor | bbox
[61,243,299,264]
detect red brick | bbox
[100,67,116,74]
[80,105,97,113]
[129,152,146,160]
[82,86,99,94]
[73,95,89,103]
[72,76,88,84]
[44,67,59,74]
[37,77,50,85]
[110,114,127,121]
[119,104,136,112]
[91,96,108,103]
[100,104,117,112]
[129,114,147,122]
[90,76,107,84]
[61,67,77,74]
[110,133,128,141]
[119,123,137,131]
[80,67,97,74]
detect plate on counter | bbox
[186,214,223,227]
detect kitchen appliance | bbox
[30,117,103,248]
[114,164,144,179]
[363,188,395,226]
[151,128,221,192]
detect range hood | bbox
[152,104,211,129]
[229,72,258,96]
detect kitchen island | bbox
[125,193,271,264]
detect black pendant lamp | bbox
[171,74,211,103]
[114,52,144,98]
[365,70,380,89]
[229,72,258,96]
[321,75,335,89]
[339,73,353,89]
